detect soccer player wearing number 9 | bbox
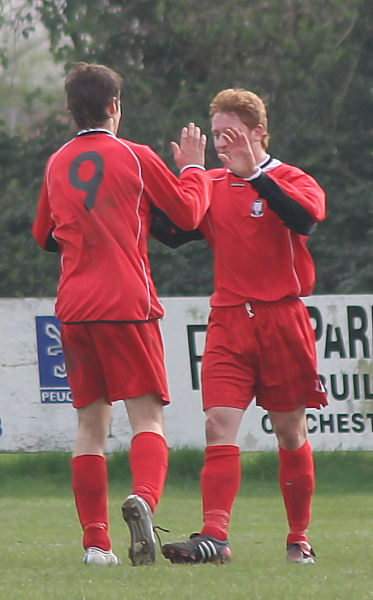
[32,62,213,567]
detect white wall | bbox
[1,295,373,452]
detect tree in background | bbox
[1,0,372,296]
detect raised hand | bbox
[171,122,207,170]
[217,127,258,178]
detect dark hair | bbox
[65,62,123,129]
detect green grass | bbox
[1,450,373,600]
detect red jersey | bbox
[199,157,326,305]
[32,129,211,323]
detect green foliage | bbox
[1,0,372,296]
[3,448,373,492]
[147,237,214,296]
[0,115,70,296]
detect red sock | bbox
[279,440,315,546]
[200,444,241,541]
[129,431,168,513]
[71,454,111,551]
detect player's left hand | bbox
[171,122,207,170]
[218,127,258,178]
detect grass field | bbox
[1,450,373,600]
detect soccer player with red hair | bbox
[157,88,328,565]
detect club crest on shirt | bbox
[250,198,264,217]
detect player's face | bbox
[211,112,251,158]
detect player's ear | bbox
[113,96,121,113]
[250,124,265,143]
[107,96,119,117]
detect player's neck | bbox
[100,118,118,135]
[254,147,268,166]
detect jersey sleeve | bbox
[32,160,59,252]
[256,165,326,233]
[138,146,212,230]
[149,205,204,248]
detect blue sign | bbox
[35,316,72,403]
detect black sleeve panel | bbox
[149,205,204,249]
[44,229,60,252]
[250,172,316,235]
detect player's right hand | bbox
[171,122,207,171]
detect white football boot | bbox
[83,547,121,566]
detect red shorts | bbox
[61,320,170,408]
[201,298,328,413]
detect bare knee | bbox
[125,393,165,437]
[74,398,112,456]
[269,407,308,451]
[205,407,243,446]
[276,428,307,450]
[205,413,225,444]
